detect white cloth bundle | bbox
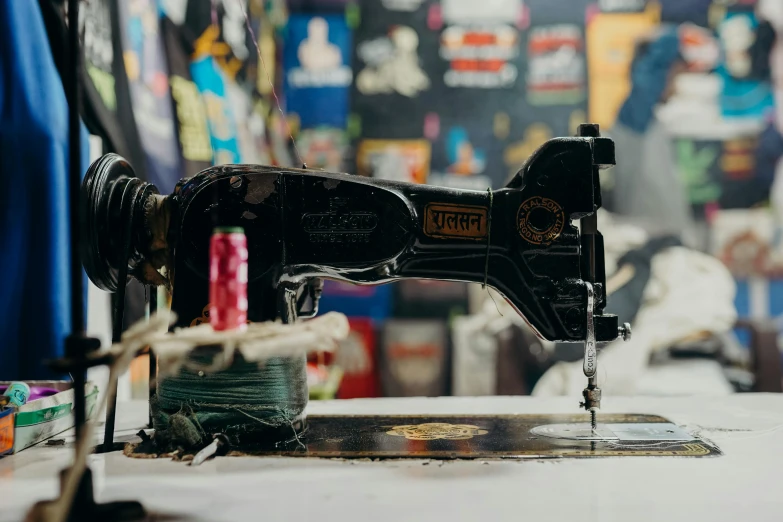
[533,246,737,397]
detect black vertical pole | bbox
[577,123,600,288]
[101,237,129,450]
[148,287,157,428]
[67,0,86,441]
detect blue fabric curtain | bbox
[0,1,89,379]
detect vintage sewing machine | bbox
[77,124,717,461]
[84,127,621,326]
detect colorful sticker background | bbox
[118,0,182,192]
[285,14,353,129]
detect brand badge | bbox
[517,196,565,245]
[424,203,488,240]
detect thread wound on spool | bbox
[156,353,308,434]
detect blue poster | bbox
[117,0,182,192]
[190,56,243,165]
[284,14,353,129]
[718,11,775,119]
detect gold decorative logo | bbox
[681,443,711,456]
[386,423,489,441]
[424,203,488,240]
[302,198,378,244]
[517,196,565,245]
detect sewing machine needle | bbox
[582,282,600,433]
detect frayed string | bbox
[483,188,503,316]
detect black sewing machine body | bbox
[81,134,618,342]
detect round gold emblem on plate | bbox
[386,423,488,441]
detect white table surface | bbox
[1,394,782,522]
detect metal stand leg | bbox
[95,283,128,454]
[148,286,157,429]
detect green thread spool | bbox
[156,352,308,442]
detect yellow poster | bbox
[357,140,431,184]
[587,3,660,129]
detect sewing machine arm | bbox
[81,134,618,342]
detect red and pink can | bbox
[209,226,248,331]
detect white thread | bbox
[150,312,350,376]
[43,310,349,522]
[696,423,783,441]
[237,0,304,166]
[604,440,690,450]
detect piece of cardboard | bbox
[0,407,13,455]
[0,381,99,454]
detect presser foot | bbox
[580,384,601,432]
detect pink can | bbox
[209,227,248,331]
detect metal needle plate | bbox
[530,423,618,441]
[530,423,695,442]
[607,423,695,441]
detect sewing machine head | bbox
[80,124,620,343]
